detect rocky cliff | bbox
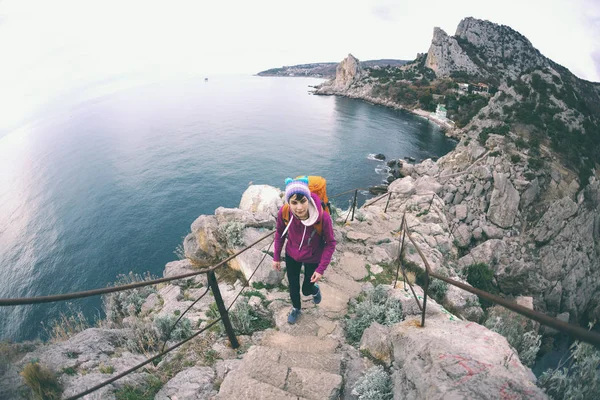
[3,16,598,400]
[314,17,600,329]
[426,17,548,80]
[0,185,547,399]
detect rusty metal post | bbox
[207,271,239,349]
[384,192,392,213]
[394,214,407,289]
[351,190,358,221]
[421,269,429,328]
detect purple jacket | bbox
[273,193,336,275]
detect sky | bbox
[0,0,599,132]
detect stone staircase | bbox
[214,256,368,400]
[215,331,343,399]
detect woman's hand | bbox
[310,271,322,283]
[273,261,281,271]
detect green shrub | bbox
[478,130,489,145]
[346,285,403,344]
[528,157,544,171]
[514,137,527,149]
[98,363,115,374]
[125,320,160,353]
[229,299,273,335]
[428,277,448,304]
[465,263,497,309]
[483,306,540,366]
[351,365,393,400]
[217,221,245,248]
[538,340,600,399]
[114,374,163,400]
[209,299,273,336]
[510,154,522,163]
[20,362,62,400]
[102,272,157,324]
[154,315,193,342]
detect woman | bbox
[272,177,336,324]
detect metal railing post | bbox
[207,271,240,349]
[351,189,358,221]
[421,269,429,328]
[384,192,392,213]
[394,214,407,289]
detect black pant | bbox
[285,254,318,310]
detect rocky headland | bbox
[257,59,408,79]
[2,16,600,400]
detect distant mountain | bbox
[256,59,409,78]
[314,18,600,332]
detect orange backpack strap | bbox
[282,204,290,225]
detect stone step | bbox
[280,349,343,375]
[216,369,305,400]
[217,345,343,400]
[286,366,343,400]
[244,345,343,375]
[261,331,339,354]
[241,346,289,390]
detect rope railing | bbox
[395,214,600,348]
[0,231,275,306]
[65,318,222,400]
[5,180,599,400]
[0,230,279,398]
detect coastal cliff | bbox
[315,17,600,329]
[0,184,547,399]
[2,16,599,400]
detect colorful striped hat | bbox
[284,176,311,204]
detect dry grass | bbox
[395,271,416,285]
[42,307,90,342]
[20,362,62,400]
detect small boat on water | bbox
[204,78,209,82]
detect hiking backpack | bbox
[281,175,330,236]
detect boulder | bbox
[444,284,484,322]
[184,215,223,266]
[390,316,547,399]
[533,197,578,244]
[520,178,540,210]
[487,172,520,228]
[453,224,472,248]
[359,322,393,367]
[228,248,284,285]
[388,176,415,197]
[455,204,468,221]
[414,175,442,195]
[215,207,274,229]
[458,239,507,271]
[155,367,216,400]
[239,185,283,218]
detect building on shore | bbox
[435,104,447,120]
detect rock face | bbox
[315,54,364,94]
[155,367,217,399]
[426,17,548,80]
[487,172,520,228]
[391,316,547,399]
[239,184,283,218]
[333,54,363,90]
[425,27,481,77]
